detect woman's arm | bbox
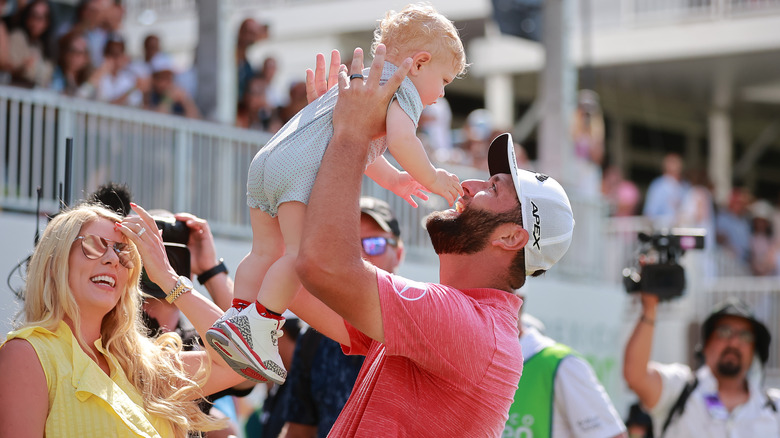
[119,204,246,392]
[0,339,48,436]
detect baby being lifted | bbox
[206,3,468,384]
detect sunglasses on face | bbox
[75,234,134,269]
[361,236,397,256]
[714,325,755,344]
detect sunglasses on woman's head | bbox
[75,234,134,268]
[361,236,397,256]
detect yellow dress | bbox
[2,321,175,437]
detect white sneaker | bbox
[219,303,287,384]
[205,307,268,383]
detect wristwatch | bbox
[166,275,194,303]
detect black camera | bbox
[140,217,191,299]
[623,228,706,300]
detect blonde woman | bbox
[0,203,245,437]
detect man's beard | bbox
[425,206,519,255]
[425,204,527,289]
[716,347,744,377]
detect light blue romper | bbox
[246,62,423,216]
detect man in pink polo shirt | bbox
[287,45,575,437]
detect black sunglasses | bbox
[75,234,134,268]
[361,236,397,256]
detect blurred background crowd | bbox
[1,0,777,278]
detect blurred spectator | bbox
[602,165,640,217]
[49,29,100,97]
[58,0,110,67]
[278,80,307,124]
[514,141,534,171]
[128,33,163,80]
[676,169,716,238]
[459,108,494,170]
[715,187,752,264]
[95,33,142,106]
[418,96,453,163]
[0,0,11,83]
[235,75,280,132]
[259,55,284,108]
[8,0,54,87]
[748,199,777,276]
[642,153,686,229]
[571,89,605,198]
[236,17,268,101]
[144,54,200,118]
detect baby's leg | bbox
[233,207,284,303]
[255,201,306,313]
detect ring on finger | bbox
[137,227,146,237]
[349,74,364,81]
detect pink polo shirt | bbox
[329,269,524,437]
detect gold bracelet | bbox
[640,315,655,326]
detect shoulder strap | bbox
[661,375,699,437]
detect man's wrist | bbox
[198,259,228,285]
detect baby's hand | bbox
[428,169,463,206]
[391,172,429,208]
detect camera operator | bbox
[623,294,780,437]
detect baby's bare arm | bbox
[386,103,462,205]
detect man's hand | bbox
[331,44,412,146]
[175,212,218,276]
[305,49,341,103]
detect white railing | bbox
[0,85,272,237]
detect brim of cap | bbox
[361,209,394,235]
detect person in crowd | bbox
[0,0,12,83]
[748,199,777,276]
[571,89,605,198]
[505,303,627,437]
[0,202,247,436]
[715,186,752,265]
[49,29,101,97]
[144,53,200,118]
[95,33,142,106]
[57,0,110,67]
[642,153,687,229]
[623,294,780,437]
[418,96,454,163]
[259,55,284,108]
[459,108,494,170]
[291,45,573,435]
[278,197,406,438]
[205,4,465,385]
[235,74,281,132]
[128,33,162,80]
[601,165,640,217]
[236,17,268,101]
[278,80,307,125]
[7,0,54,87]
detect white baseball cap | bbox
[487,133,575,275]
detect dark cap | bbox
[701,298,771,364]
[360,197,400,238]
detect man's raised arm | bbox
[296,45,411,342]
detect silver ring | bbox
[137,227,146,237]
[349,74,364,81]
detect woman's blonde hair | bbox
[22,203,223,436]
[372,3,468,77]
